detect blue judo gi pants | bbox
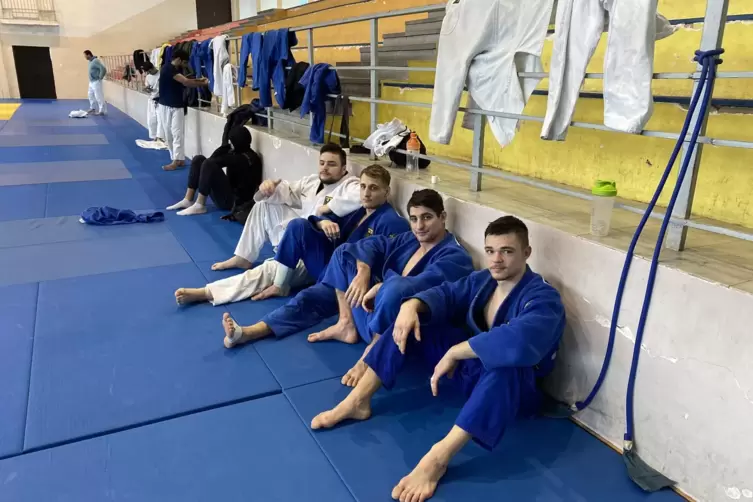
[263,245,399,342]
[274,218,335,282]
[364,323,542,450]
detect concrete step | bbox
[360,42,437,54]
[427,10,445,20]
[405,17,443,27]
[335,62,409,81]
[383,33,439,46]
[405,22,443,36]
[360,49,437,62]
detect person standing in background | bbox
[84,50,107,116]
[142,62,165,143]
[158,49,208,171]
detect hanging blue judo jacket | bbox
[299,63,340,144]
[414,267,566,377]
[258,29,297,107]
[238,32,263,89]
[194,40,213,91]
[189,41,203,77]
[80,207,165,226]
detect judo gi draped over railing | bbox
[103,0,752,253]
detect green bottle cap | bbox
[592,180,617,197]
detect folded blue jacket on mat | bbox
[80,207,165,225]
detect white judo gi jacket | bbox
[234,173,361,264]
[212,35,230,97]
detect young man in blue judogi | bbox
[311,216,566,502]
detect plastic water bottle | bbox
[590,180,617,237]
[405,132,420,179]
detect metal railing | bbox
[104,0,753,251]
[0,0,56,22]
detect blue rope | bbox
[575,49,723,412]
[624,49,722,442]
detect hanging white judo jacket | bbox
[541,0,675,140]
[144,71,165,140]
[220,63,236,117]
[150,48,162,68]
[212,35,230,96]
[429,0,555,147]
[233,174,361,263]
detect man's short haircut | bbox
[360,164,391,188]
[172,49,189,62]
[83,50,93,57]
[319,143,346,167]
[485,216,529,248]
[407,189,444,216]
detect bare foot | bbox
[341,338,377,387]
[175,287,209,305]
[391,448,449,502]
[222,313,271,348]
[311,395,371,430]
[308,319,359,344]
[341,360,368,387]
[251,284,289,301]
[211,256,252,271]
[162,160,185,171]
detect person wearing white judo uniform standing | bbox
[143,62,165,143]
[211,143,361,271]
[158,49,209,171]
[84,50,107,116]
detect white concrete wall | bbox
[105,82,753,502]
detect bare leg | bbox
[222,313,273,348]
[342,334,380,387]
[311,366,382,429]
[162,159,186,171]
[307,289,359,344]
[392,426,471,502]
[211,255,253,271]
[175,286,212,305]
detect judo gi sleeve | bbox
[344,234,400,273]
[468,290,565,370]
[259,176,306,208]
[412,275,475,326]
[382,254,474,305]
[326,180,361,217]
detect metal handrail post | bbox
[369,18,378,159]
[308,28,315,128]
[470,114,485,192]
[666,0,729,251]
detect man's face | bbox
[318,152,347,185]
[84,53,92,61]
[408,206,445,244]
[172,57,183,67]
[359,174,389,210]
[484,233,531,281]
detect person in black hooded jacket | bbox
[166,126,262,217]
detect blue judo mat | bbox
[0,100,681,501]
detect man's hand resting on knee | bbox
[318,220,340,240]
[392,298,426,354]
[361,283,383,312]
[346,261,371,308]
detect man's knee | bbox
[192,155,206,166]
[284,217,308,237]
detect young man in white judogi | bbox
[211,143,361,271]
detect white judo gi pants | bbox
[206,259,312,306]
[541,0,672,140]
[88,80,107,114]
[147,100,165,140]
[234,200,299,264]
[429,0,553,147]
[158,105,185,161]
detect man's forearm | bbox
[448,341,478,361]
[356,260,371,275]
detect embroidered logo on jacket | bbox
[366,228,374,236]
[324,196,333,204]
